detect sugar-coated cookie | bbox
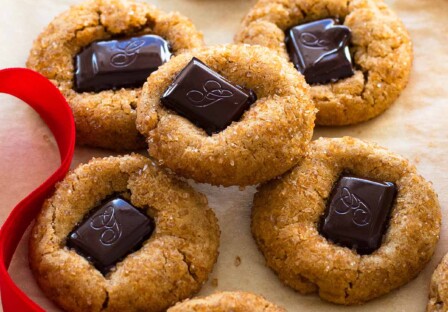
[252,137,440,304]
[27,0,203,150]
[428,253,448,312]
[136,44,316,186]
[168,291,285,312]
[29,154,219,312]
[236,0,412,126]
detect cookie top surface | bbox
[252,137,441,304]
[235,0,413,126]
[136,44,316,186]
[29,154,220,312]
[27,0,204,150]
[428,253,448,312]
[168,291,285,312]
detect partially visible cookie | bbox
[168,291,285,312]
[27,0,203,150]
[252,137,441,304]
[29,154,219,312]
[235,0,412,126]
[428,254,448,312]
[136,44,316,186]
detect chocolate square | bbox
[75,34,171,93]
[285,18,354,84]
[320,175,397,254]
[67,198,154,274]
[160,57,257,135]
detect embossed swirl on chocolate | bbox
[110,38,146,68]
[161,57,257,135]
[334,187,372,227]
[187,80,235,108]
[74,34,171,93]
[320,175,397,254]
[285,18,354,84]
[67,197,155,274]
[90,205,123,245]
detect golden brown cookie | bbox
[428,253,448,312]
[168,291,285,312]
[252,137,441,305]
[235,0,413,126]
[27,0,203,150]
[136,44,316,187]
[29,154,219,312]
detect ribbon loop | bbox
[0,68,75,312]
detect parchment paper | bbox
[1,0,447,311]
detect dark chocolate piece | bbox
[160,57,257,135]
[320,175,397,254]
[285,18,354,84]
[67,198,154,274]
[75,34,171,93]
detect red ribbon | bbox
[0,68,75,311]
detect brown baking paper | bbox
[1,0,447,311]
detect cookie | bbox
[29,154,220,312]
[136,44,316,186]
[428,253,448,311]
[27,0,204,150]
[235,0,412,126]
[168,291,285,312]
[252,137,441,304]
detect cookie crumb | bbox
[234,256,241,267]
[42,134,52,143]
[211,278,218,287]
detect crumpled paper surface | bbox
[1,0,447,311]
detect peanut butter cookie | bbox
[136,44,316,186]
[27,0,203,150]
[236,0,412,126]
[252,137,440,304]
[428,253,448,312]
[29,154,219,312]
[168,291,285,312]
